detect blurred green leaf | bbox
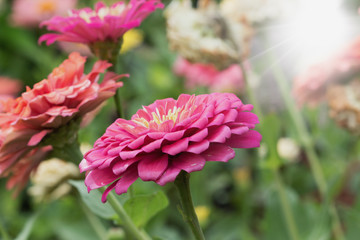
[14,212,40,240]
[54,220,99,240]
[262,187,330,240]
[124,191,169,228]
[69,180,116,219]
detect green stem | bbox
[174,171,205,240]
[106,191,151,240]
[89,39,124,118]
[0,219,11,240]
[274,169,300,240]
[240,64,301,240]
[50,138,83,163]
[267,52,345,240]
[80,201,107,240]
[114,89,124,118]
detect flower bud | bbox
[277,138,300,162]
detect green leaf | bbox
[54,221,99,240]
[69,180,116,219]
[124,191,169,227]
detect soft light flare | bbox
[289,0,351,64]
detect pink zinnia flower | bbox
[174,57,245,93]
[11,0,77,28]
[80,93,261,202]
[293,37,360,106]
[0,52,126,192]
[39,0,164,45]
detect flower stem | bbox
[268,52,345,240]
[114,89,124,118]
[240,63,301,240]
[50,138,83,163]
[89,39,124,118]
[106,191,152,240]
[174,171,205,240]
[274,169,300,240]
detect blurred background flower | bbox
[11,0,77,28]
[165,0,252,70]
[173,57,244,93]
[27,158,80,202]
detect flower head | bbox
[327,80,360,134]
[39,0,163,46]
[174,57,244,93]
[80,93,261,202]
[0,52,126,192]
[11,0,77,27]
[165,0,252,70]
[28,158,80,202]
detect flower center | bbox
[131,96,201,131]
[133,106,183,128]
[39,1,56,14]
[75,5,126,23]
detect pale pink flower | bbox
[174,57,245,93]
[0,52,126,192]
[80,93,261,202]
[11,0,77,27]
[293,37,360,106]
[39,0,164,45]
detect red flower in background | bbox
[80,93,261,202]
[0,52,126,193]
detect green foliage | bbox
[69,180,116,219]
[123,191,169,228]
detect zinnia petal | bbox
[138,153,168,181]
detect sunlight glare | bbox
[288,0,350,64]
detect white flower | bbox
[165,0,252,70]
[28,158,80,202]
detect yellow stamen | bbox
[133,106,184,129]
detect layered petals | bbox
[0,52,126,192]
[39,0,164,45]
[81,93,261,202]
